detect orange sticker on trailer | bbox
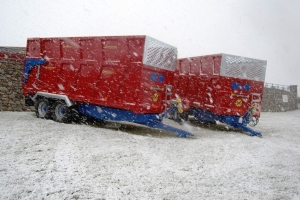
[102,70,115,75]
[44,66,55,70]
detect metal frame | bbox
[190,107,262,137]
[78,103,194,138]
[143,36,177,71]
[32,92,74,107]
[220,53,267,82]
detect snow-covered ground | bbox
[0,110,300,199]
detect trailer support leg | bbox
[232,124,262,137]
[147,122,194,138]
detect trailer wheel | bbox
[180,112,189,121]
[35,98,52,119]
[249,117,259,127]
[52,101,71,123]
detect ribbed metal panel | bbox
[220,54,267,81]
[143,36,177,71]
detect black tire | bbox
[69,107,80,123]
[35,98,52,119]
[180,112,189,121]
[52,101,71,123]
[249,117,259,127]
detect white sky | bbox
[1,0,300,93]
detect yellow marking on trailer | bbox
[153,93,158,102]
[236,99,242,107]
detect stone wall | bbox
[262,84,298,112]
[0,61,34,111]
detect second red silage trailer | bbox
[169,53,267,136]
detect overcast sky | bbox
[1,0,300,93]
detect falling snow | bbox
[57,84,65,91]
[0,110,300,199]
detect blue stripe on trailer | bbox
[78,104,194,138]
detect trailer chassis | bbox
[188,107,262,137]
[29,92,194,138]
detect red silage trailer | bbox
[22,35,193,137]
[170,53,267,136]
